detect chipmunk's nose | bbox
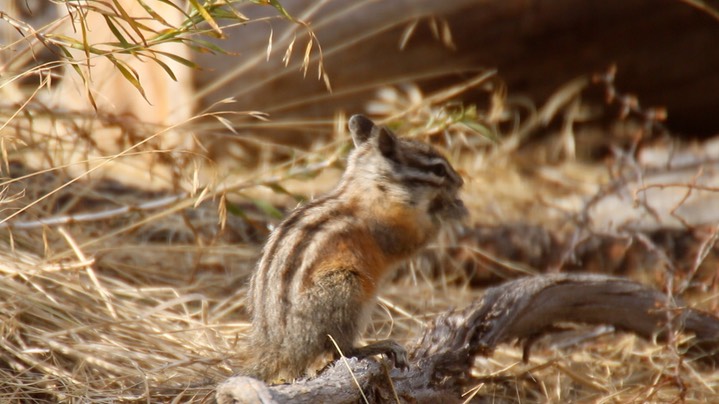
[449,166,464,188]
[454,197,469,218]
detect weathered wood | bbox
[216,273,719,403]
[199,0,719,141]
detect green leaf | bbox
[146,54,178,81]
[225,201,249,220]
[126,19,158,35]
[57,45,98,110]
[106,55,150,103]
[111,0,147,46]
[187,0,224,37]
[136,0,173,28]
[251,198,284,220]
[103,15,132,49]
[209,7,250,22]
[267,0,296,21]
[461,121,500,143]
[155,0,192,19]
[186,38,230,55]
[78,11,91,59]
[153,50,200,69]
[265,183,306,203]
[47,34,104,54]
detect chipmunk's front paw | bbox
[383,340,409,370]
[348,339,410,370]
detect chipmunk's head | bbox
[346,114,467,221]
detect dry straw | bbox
[2,1,718,402]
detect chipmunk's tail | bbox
[236,331,331,384]
[234,335,292,383]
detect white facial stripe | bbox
[402,169,445,186]
[424,156,450,166]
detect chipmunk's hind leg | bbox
[304,269,410,370]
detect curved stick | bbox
[217,274,719,404]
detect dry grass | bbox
[3,79,718,402]
[2,1,719,403]
[0,177,250,402]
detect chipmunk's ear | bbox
[373,126,398,160]
[348,114,376,147]
[348,114,398,158]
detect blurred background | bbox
[2,1,719,401]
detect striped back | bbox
[249,115,466,336]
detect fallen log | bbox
[216,273,719,403]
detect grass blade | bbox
[187,0,224,37]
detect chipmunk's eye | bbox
[430,163,447,177]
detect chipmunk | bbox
[240,115,467,383]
